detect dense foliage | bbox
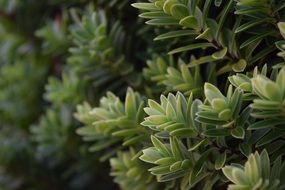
[1,0,285,189]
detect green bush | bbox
[1,0,285,189]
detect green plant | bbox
[110,148,160,190]
[75,88,149,159]
[1,0,285,189]
[223,150,285,190]
[76,0,285,189]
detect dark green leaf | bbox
[203,128,230,137]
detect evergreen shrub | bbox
[1,0,285,189]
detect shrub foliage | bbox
[0,0,285,189]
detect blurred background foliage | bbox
[0,0,139,189]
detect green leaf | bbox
[163,0,178,14]
[146,115,169,124]
[212,47,228,59]
[148,99,165,114]
[170,4,189,19]
[155,131,170,139]
[155,157,175,165]
[197,111,223,121]
[250,46,275,64]
[170,161,182,171]
[260,150,270,178]
[235,18,274,33]
[231,127,245,139]
[170,128,197,137]
[212,99,228,111]
[131,3,159,11]
[168,43,213,54]
[190,99,202,131]
[170,137,183,160]
[216,0,234,38]
[278,22,285,39]
[196,28,212,41]
[237,106,252,127]
[232,59,247,72]
[204,83,225,102]
[248,119,285,130]
[166,101,176,118]
[256,129,285,147]
[240,31,275,49]
[239,143,252,157]
[140,147,162,163]
[123,135,146,146]
[203,128,230,137]
[149,165,171,175]
[125,88,136,118]
[136,102,145,123]
[191,148,213,182]
[215,151,227,170]
[276,68,285,91]
[195,116,227,125]
[190,55,217,66]
[230,89,243,118]
[151,136,171,156]
[164,123,185,132]
[188,139,207,151]
[154,1,164,9]
[154,30,197,41]
[158,170,187,182]
[139,11,168,19]
[179,16,199,29]
[251,100,282,111]
[270,157,282,181]
[112,128,139,137]
[146,18,179,26]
